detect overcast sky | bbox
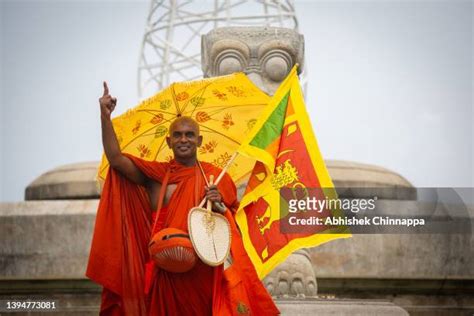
[1,0,472,202]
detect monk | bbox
[86,82,280,316]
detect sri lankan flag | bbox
[236,65,351,279]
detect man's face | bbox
[166,120,203,160]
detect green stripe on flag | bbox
[249,92,289,149]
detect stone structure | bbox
[3,162,473,314]
[202,27,304,96]
[1,26,473,315]
[25,162,100,200]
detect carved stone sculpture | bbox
[202,26,304,96]
[263,250,317,298]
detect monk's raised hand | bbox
[99,81,117,120]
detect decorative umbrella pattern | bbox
[98,73,270,185]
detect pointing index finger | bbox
[103,81,109,96]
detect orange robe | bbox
[86,155,279,316]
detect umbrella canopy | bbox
[98,73,270,185]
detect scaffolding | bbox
[138,0,299,98]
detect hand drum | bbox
[148,227,197,273]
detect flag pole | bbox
[198,151,239,208]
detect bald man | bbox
[87,82,279,315]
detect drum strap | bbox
[197,160,210,186]
[150,168,171,238]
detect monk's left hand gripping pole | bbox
[198,152,239,208]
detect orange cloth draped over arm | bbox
[86,155,279,315]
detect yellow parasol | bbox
[97,73,270,185]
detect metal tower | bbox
[138,0,299,98]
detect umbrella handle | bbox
[199,152,239,208]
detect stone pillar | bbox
[202,27,304,96]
